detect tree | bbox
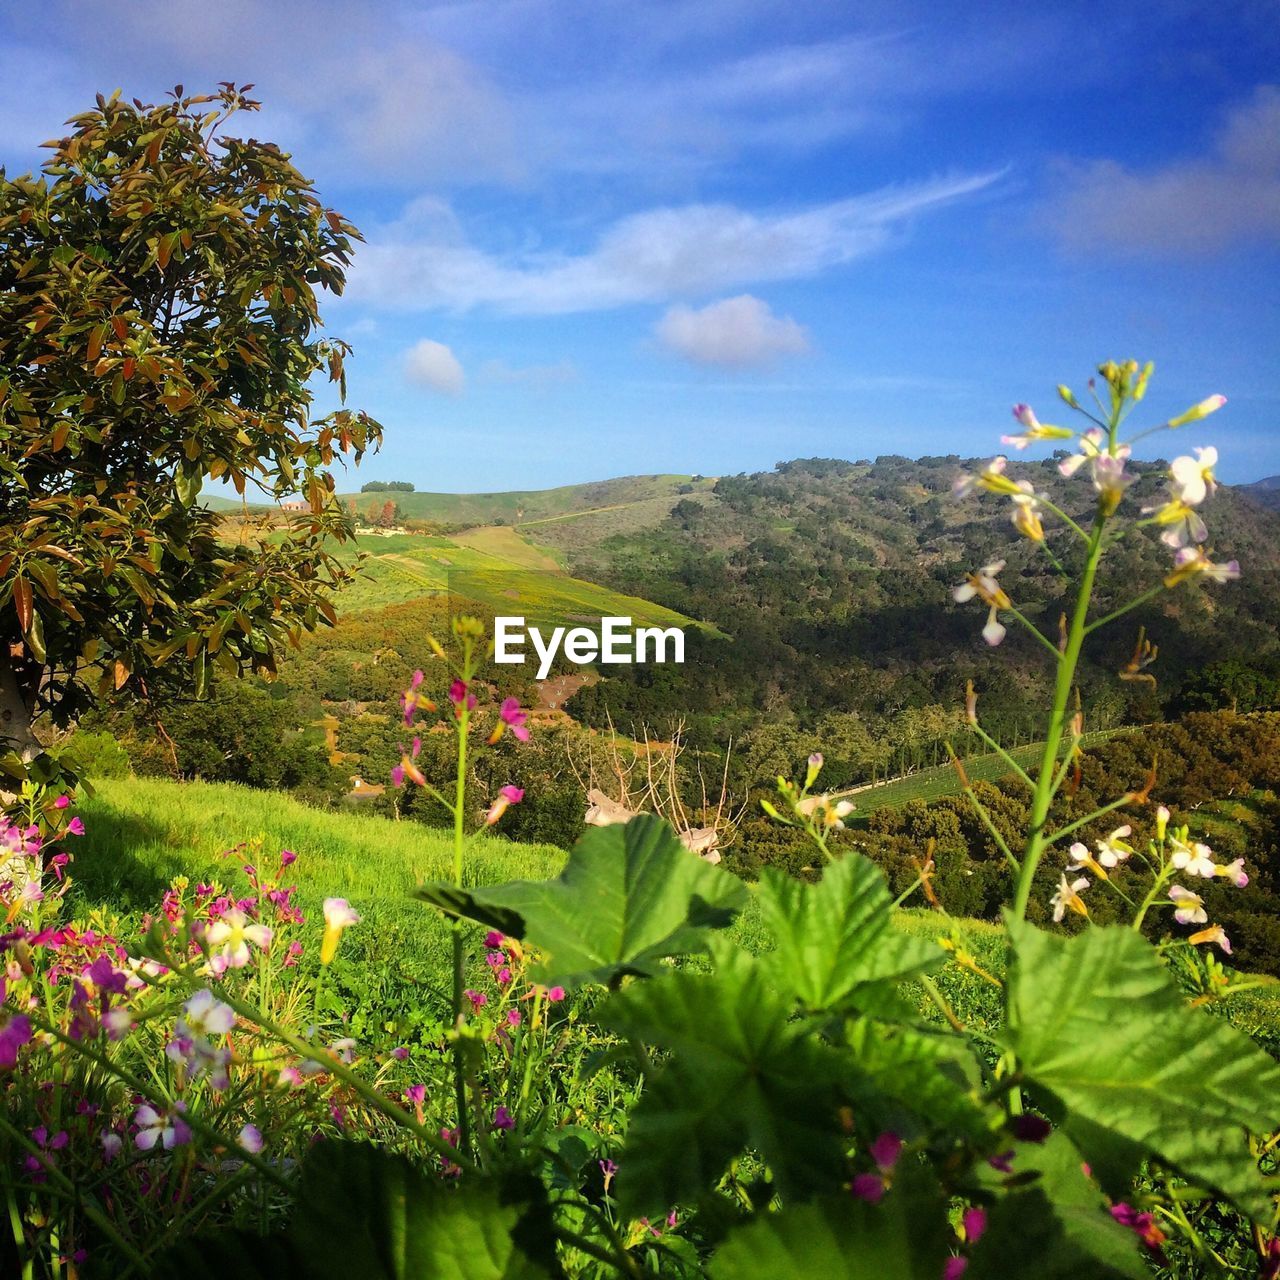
[0,85,381,785]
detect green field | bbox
[843,731,1120,815]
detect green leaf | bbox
[1004,918,1280,1220]
[154,1144,563,1280]
[708,1169,950,1279]
[175,464,201,507]
[418,815,748,988]
[757,854,941,1012]
[968,1134,1147,1280]
[600,946,850,1215]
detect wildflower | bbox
[953,456,1022,499]
[100,1131,122,1162]
[1009,483,1045,542]
[464,988,487,1011]
[943,1259,968,1280]
[400,670,437,725]
[134,1102,191,1152]
[320,898,360,965]
[331,1037,357,1065]
[1001,404,1073,450]
[1065,842,1108,880]
[448,679,477,713]
[103,1008,133,1040]
[1168,885,1207,926]
[1051,874,1090,922]
[1164,546,1241,587]
[280,849,297,868]
[493,1105,515,1131]
[1216,857,1248,888]
[404,1084,427,1107]
[238,1123,264,1155]
[599,1158,618,1193]
[1092,453,1133,514]
[54,795,70,810]
[1012,1114,1051,1143]
[66,817,85,836]
[1170,836,1216,879]
[546,985,566,1003]
[1057,427,1107,477]
[489,697,530,744]
[0,1013,32,1067]
[953,560,1011,647]
[183,989,235,1038]
[1144,496,1208,549]
[1169,447,1218,506]
[1189,924,1232,955]
[506,1008,522,1027]
[851,1173,885,1203]
[1166,394,1226,428]
[1155,805,1170,842]
[1110,1203,1168,1257]
[1094,825,1133,868]
[205,908,272,971]
[793,793,856,829]
[485,785,524,827]
[485,930,505,947]
[962,1207,987,1245]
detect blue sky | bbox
[3,1,1278,489]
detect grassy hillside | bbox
[342,474,718,527]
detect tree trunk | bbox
[0,650,38,764]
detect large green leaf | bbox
[1004,918,1280,1220]
[154,1144,562,1280]
[601,947,850,1215]
[757,854,941,1012]
[842,1017,989,1141]
[419,815,748,988]
[707,1169,950,1279]
[968,1133,1147,1279]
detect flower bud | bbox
[1056,384,1079,408]
[1167,394,1226,428]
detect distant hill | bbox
[1240,476,1280,511]
[340,473,717,527]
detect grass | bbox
[844,730,1120,814]
[72,776,566,981]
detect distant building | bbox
[279,500,308,512]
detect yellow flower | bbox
[320,897,361,965]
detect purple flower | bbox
[391,1046,410,1061]
[962,1207,986,1244]
[464,989,487,1011]
[869,1132,903,1171]
[851,1173,884,1203]
[404,1084,427,1107]
[493,1106,515,1131]
[0,1014,32,1068]
[484,931,505,948]
[943,1259,968,1280]
[500,698,530,742]
[238,1124,264,1155]
[1012,1114,1051,1144]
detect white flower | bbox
[238,1123,264,1155]
[1051,874,1090,923]
[134,1103,190,1152]
[953,457,1021,499]
[1001,404,1074,450]
[1066,841,1107,879]
[1168,884,1207,925]
[1216,857,1248,888]
[1009,482,1045,542]
[1165,546,1241,586]
[1057,427,1106,477]
[1168,446,1218,506]
[1170,836,1216,879]
[320,898,361,965]
[181,989,235,1038]
[205,909,273,971]
[1094,825,1133,868]
[954,561,1011,647]
[166,990,235,1089]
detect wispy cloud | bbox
[479,359,578,388]
[346,171,1003,314]
[1045,86,1280,255]
[656,295,808,368]
[404,339,465,395]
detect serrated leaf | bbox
[757,854,941,1012]
[968,1133,1147,1279]
[600,947,850,1215]
[708,1170,950,1279]
[1004,918,1280,1220]
[418,815,748,988]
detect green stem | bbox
[1084,582,1166,635]
[452,674,472,1156]
[1012,511,1108,920]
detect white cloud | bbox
[1046,86,1280,255]
[404,339,465,395]
[656,295,808,368]
[346,171,1003,314]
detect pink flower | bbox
[280,849,297,868]
[962,1207,986,1244]
[448,679,476,711]
[404,1084,427,1106]
[506,1008,522,1027]
[238,1124,264,1154]
[943,1259,968,1280]
[869,1132,903,1170]
[465,989,487,1011]
[546,985,566,1003]
[500,697,530,742]
[484,930,505,947]
[66,817,85,837]
[851,1172,884,1203]
[54,795,70,810]
[485,785,525,827]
